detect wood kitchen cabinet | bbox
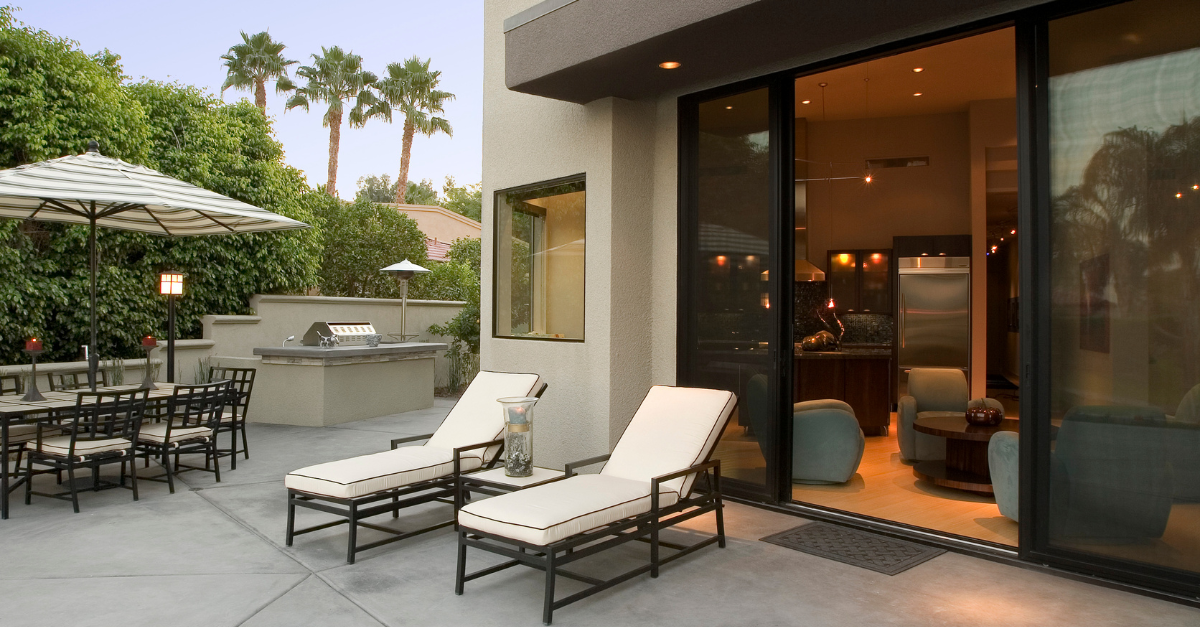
[826,249,892,314]
[794,354,891,436]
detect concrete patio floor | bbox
[3,398,1197,627]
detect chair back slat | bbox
[209,367,256,419]
[601,386,737,497]
[63,389,150,455]
[50,369,109,392]
[0,374,21,396]
[169,380,232,433]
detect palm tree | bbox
[364,57,454,204]
[220,31,297,112]
[279,46,378,197]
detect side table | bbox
[460,466,567,501]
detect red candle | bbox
[25,338,42,351]
[142,336,157,348]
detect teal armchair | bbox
[899,368,1004,462]
[988,431,1020,521]
[1168,383,1200,502]
[792,400,865,484]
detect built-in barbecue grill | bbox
[301,322,377,347]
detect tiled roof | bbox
[426,237,453,262]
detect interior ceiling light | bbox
[1193,184,1199,190]
[658,61,681,69]
[725,106,733,110]
[913,92,923,97]
[1010,229,1017,235]
[1177,192,1184,198]
[912,67,925,73]
[864,174,872,183]
[801,100,811,104]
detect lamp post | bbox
[380,260,430,342]
[159,271,184,383]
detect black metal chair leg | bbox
[715,495,726,549]
[347,503,359,564]
[650,519,660,578]
[285,494,296,546]
[129,453,139,501]
[162,450,175,494]
[91,465,100,492]
[67,465,79,513]
[543,549,557,625]
[23,453,33,505]
[240,422,249,460]
[211,442,221,483]
[455,531,467,595]
[228,427,238,470]
[392,494,399,518]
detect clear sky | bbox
[15,0,484,200]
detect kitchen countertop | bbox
[794,346,892,359]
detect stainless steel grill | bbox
[301,322,377,346]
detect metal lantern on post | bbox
[159,271,184,383]
[380,260,430,342]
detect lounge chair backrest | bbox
[426,371,543,461]
[601,386,737,496]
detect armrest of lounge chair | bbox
[390,433,436,449]
[453,438,506,474]
[650,459,721,510]
[565,453,611,477]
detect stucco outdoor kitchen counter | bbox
[232,342,448,427]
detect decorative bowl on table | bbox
[965,405,1004,426]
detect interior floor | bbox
[791,412,1019,546]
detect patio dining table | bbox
[0,383,184,519]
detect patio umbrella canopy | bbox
[0,141,310,387]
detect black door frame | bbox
[676,0,1200,600]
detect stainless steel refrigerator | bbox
[896,256,970,393]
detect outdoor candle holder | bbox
[498,396,539,477]
[139,339,158,390]
[21,348,46,402]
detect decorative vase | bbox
[498,396,539,477]
[965,405,1004,426]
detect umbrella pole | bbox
[89,210,98,391]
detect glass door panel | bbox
[682,86,778,495]
[1045,0,1200,583]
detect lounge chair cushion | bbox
[36,436,131,458]
[426,371,542,461]
[458,474,679,546]
[138,423,212,445]
[601,386,736,495]
[286,445,482,499]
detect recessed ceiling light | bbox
[801,100,811,104]
[725,106,733,110]
[912,67,925,73]
[658,61,681,69]
[913,92,923,97]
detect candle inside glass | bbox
[498,396,538,478]
[142,336,157,348]
[25,338,42,351]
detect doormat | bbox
[761,522,945,575]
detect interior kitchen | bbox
[784,28,1023,545]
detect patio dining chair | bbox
[455,385,737,625]
[48,369,108,392]
[134,380,231,493]
[284,370,545,564]
[1,373,22,396]
[209,366,255,469]
[23,389,149,513]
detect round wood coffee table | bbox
[912,412,1018,494]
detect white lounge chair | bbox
[455,385,737,625]
[285,370,545,563]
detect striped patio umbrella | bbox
[0,141,310,388]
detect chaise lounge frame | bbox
[455,440,728,624]
[286,381,547,564]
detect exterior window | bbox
[493,176,585,340]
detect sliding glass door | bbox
[1031,0,1200,593]
[679,84,790,500]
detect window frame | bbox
[491,173,587,342]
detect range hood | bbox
[795,259,826,282]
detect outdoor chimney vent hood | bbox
[796,259,825,282]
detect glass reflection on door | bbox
[1047,0,1200,580]
[684,87,777,494]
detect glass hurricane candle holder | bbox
[498,396,539,477]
